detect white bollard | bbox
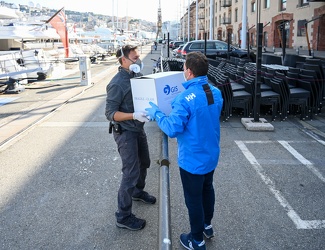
[79,56,92,86]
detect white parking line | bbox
[278,140,325,183]
[235,140,325,230]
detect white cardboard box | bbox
[131,71,185,115]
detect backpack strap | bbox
[202,84,214,105]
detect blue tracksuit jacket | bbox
[155,75,223,174]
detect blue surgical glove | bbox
[145,102,162,121]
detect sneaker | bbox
[116,213,146,231]
[180,233,206,250]
[203,224,214,239]
[132,191,156,204]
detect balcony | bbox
[199,3,205,8]
[221,0,232,7]
[198,14,205,19]
[221,17,231,24]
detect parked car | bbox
[180,40,250,59]
[173,44,184,58]
[171,41,184,49]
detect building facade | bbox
[180,0,325,51]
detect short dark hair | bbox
[185,52,208,77]
[116,45,138,64]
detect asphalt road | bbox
[0,45,324,250]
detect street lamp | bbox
[254,0,263,122]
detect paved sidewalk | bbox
[255,46,325,59]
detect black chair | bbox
[303,64,324,106]
[236,66,245,77]
[305,59,325,79]
[283,54,306,68]
[208,58,221,68]
[288,67,301,74]
[162,58,185,71]
[266,68,277,75]
[300,68,323,110]
[231,83,253,117]
[242,77,280,120]
[272,77,310,120]
[216,77,252,119]
[286,71,299,80]
[245,73,272,91]
[229,77,245,91]
[299,73,321,116]
[262,54,282,65]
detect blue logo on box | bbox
[164,85,178,95]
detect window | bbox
[251,33,255,46]
[299,0,309,7]
[280,0,286,11]
[264,0,270,8]
[206,42,215,49]
[190,42,202,49]
[235,8,238,22]
[297,19,306,36]
[215,41,227,50]
[263,32,268,47]
[251,2,256,13]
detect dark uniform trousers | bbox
[113,129,150,221]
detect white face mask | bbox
[129,58,143,73]
[183,68,189,80]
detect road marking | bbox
[235,140,325,229]
[278,140,325,183]
[298,120,325,145]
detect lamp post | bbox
[254,0,263,122]
[187,0,190,42]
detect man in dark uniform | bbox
[105,45,156,231]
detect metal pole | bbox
[204,32,207,55]
[159,133,172,250]
[167,32,170,58]
[254,0,262,122]
[227,31,230,60]
[187,0,190,42]
[247,31,250,58]
[282,22,286,61]
[112,0,115,30]
[241,0,247,49]
[304,16,323,56]
[209,0,214,40]
[195,0,198,40]
[182,0,185,41]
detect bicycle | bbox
[151,58,161,74]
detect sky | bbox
[7,0,187,22]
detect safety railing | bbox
[158,132,172,250]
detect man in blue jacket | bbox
[146,52,223,250]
